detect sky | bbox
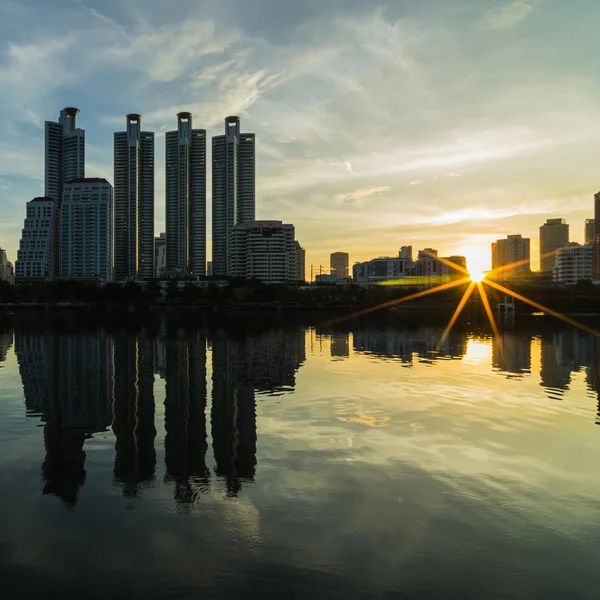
[0,0,599,275]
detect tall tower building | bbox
[114,114,155,280]
[539,218,569,272]
[594,193,600,280]
[165,112,206,275]
[212,116,255,276]
[60,178,113,282]
[585,218,595,246]
[45,107,85,203]
[491,234,530,278]
[330,252,350,279]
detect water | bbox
[1,313,600,599]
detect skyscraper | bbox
[165,113,206,275]
[15,197,60,280]
[539,218,569,272]
[593,192,600,280]
[45,107,85,203]
[60,178,113,281]
[491,234,530,277]
[330,252,349,279]
[294,241,306,282]
[585,218,595,246]
[114,114,155,280]
[212,116,255,276]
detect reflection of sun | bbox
[464,338,492,364]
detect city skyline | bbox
[0,0,599,273]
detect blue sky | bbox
[0,0,598,273]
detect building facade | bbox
[229,221,295,284]
[553,243,593,285]
[114,114,155,280]
[539,218,569,272]
[212,116,255,276]
[294,241,306,282]
[353,257,411,283]
[45,107,85,203]
[491,235,531,278]
[330,252,349,279]
[15,197,60,280]
[60,178,113,281]
[0,248,8,282]
[585,219,595,246]
[594,192,600,281]
[155,232,166,277]
[165,113,206,275]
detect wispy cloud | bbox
[338,186,392,204]
[71,0,129,38]
[478,0,544,30]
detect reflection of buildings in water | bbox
[15,330,114,508]
[585,338,600,425]
[0,330,13,363]
[492,333,531,376]
[211,334,257,497]
[112,333,156,498]
[540,331,595,398]
[353,328,467,364]
[163,331,209,506]
[315,329,350,358]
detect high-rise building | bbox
[155,232,166,277]
[491,234,530,277]
[15,197,60,280]
[330,252,349,279]
[553,243,593,285]
[0,248,8,282]
[594,192,600,280]
[212,116,255,276]
[294,241,306,282]
[399,246,413,261]
[60,178,113,281]
[585,219,595,246]
[114,114,155,280]
[165,113,206,275]
[539,218,569,272]
[229,220,295,284]
[45,107,85,203]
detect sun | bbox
[470,270,485,283]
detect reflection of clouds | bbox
[338,411,391,428]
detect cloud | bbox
[338,186,392,204]
[478,0,544,30]
[71,0,129,38]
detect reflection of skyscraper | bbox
[330,333,350,358]
[15,330,113,508]
[586,338,600,425]
[0,330,13,364]
[211,334,257,496]
[540,333,572,398]
[164,331,209,506]
[112,333,156,498]
[492,333,531,376]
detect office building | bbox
[413,252,466,279]
[553,243,592,285]
[585,219,595,246]
[229,220,295,284]
[594,192,600,280]
[4,261,14,284]
[330,252,349,279]
[45,107,85,203]
[155,232,166,277]
[114,114,155,280]
[539,218,569,272]
[212,116,255,276]
[353,257,411,283]
[491,235,530,278]
[0,248,8,282]
[60,178,113,282]
[294,241,306,282]
[15,197,60,280]
[165,112,206,275]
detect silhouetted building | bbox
[114,114,155,280]
[212,116,255,276]
[163,331,209,507]
[294,241,306,282]
[593,192,600,280]
[155,232,166,277]
[113,333,156,498]
[539,218,569,273]
[165,113,206,275]
[585,218,595,246]
[330,252,349,279]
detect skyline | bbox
[1,0,599,273]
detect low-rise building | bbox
[553,243,592,285]
[353,257,411,283]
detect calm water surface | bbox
[1,316,600,599]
